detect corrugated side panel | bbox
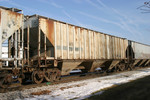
[90,31,94,59]
[53,20,128,60]
[56,21,61,58]
[62,23,67,59]
[132,42,150,59]
[95,32,99,59]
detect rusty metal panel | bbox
[80,28,84,59]
[118,38,121,59]
[117,38,120,59]
[98,33,101,59]
[115,37,118,58]
[132,42,150,59]
[115,37,118,59]
[69,25,74,59]
[0,8,23,42]
[88,30,91,59]
[112,36,115,59]
[103,34,106,59]
[114,37,117,59]
[125,39,128,58]
[106,35,109,59]
[116,37,119,59]
[93,32,96,59]
[110,36,112,59]
[75,27,80,59]
[78,28,81,59]
[62,23,67,59]
[39,18,54,46]
[56,22,61,58]
[84,29,86,59]
[105,35,108,59]
[120,39,123,59]
[100,34,105,59]
[91,31,94,59]
[124,39,128,59]
[120,38,123,59]
[85,29,89,59]
[36,16,130,60]
[100,33,105,59]
[122,39,127,59]
[95,32,99,59]
[122,39,125,58]
[122,39,124,58]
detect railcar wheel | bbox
[53,69,61,81]
[0,74,12,88]
[44,70,53,82]
[32,71,44,84]
[127,64,134,70]
[118,64,125,71]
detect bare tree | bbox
[137,1,150,13]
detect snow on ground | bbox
[1,67,150,100]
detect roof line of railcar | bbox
[128,40,150,47]
[27,14,127,40]
[0,6,22,12]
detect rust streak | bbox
[39,18,54,46]
[7,9,22,18]
[7,9,22,29]
[46,19,54,46]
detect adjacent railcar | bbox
[130,40,150,67]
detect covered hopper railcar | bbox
[0,6,24,88]
[24,15,129,75]
[22,15,150,83]
[0,7,150,87]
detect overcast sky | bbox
[1,0,150,44]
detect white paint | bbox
[2,47,8,58]
[94,32,96,59]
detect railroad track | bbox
[0,66,148,93]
